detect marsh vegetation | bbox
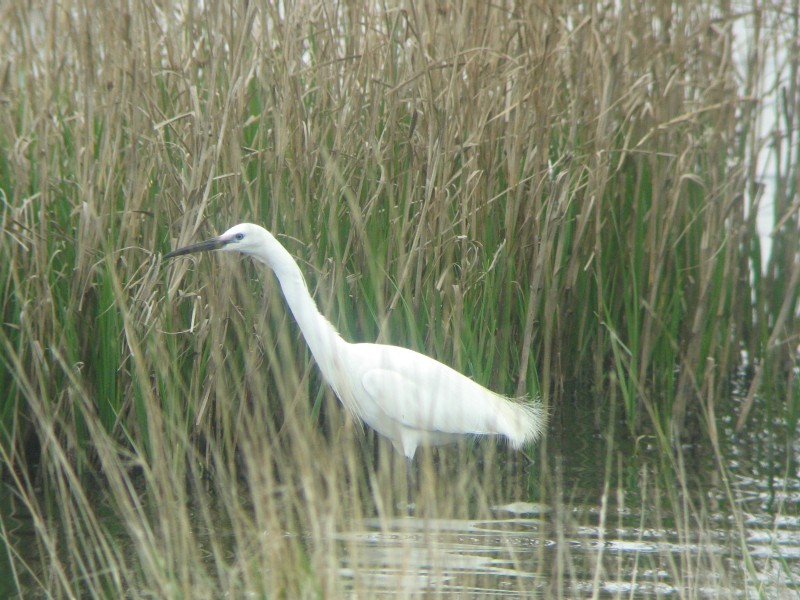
[1,0,799,597]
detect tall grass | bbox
[0,0,798,597]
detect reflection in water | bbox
[336,515,545,596]
[2,395,799,598]
[332,491,799,598]
[323,402,800,599]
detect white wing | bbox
[351,343,543,444]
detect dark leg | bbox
[405,457,416,514]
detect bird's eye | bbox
[234,232,245,241]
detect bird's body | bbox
[166,223,546,459]
[326,341,544,459]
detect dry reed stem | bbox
[0,1,796,596]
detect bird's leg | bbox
[372,430,380,471]
[404,457,416,514]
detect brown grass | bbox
[0,0,797,597]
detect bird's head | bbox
[165,223,273,261]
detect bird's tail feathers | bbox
[497,395,548,449]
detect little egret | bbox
[165,223,546,460]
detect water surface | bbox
[2,395,798,598]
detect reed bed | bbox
[0,0,798,597]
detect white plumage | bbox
[166,223,547,459]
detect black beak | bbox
[164,237,226,259]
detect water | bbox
[324,403,800,598]
[2,394,799,598]
[330,484,798,597]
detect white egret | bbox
[165,223,546,460]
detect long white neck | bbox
[249,234,347,390]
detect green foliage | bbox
[0,0,798,596]
[0,0,792,469]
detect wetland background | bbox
[1,0,799,597]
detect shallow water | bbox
[2,395,799,598]
[332,488,798,598]
[327,400,800,598]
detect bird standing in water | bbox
[165,223,546,460]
